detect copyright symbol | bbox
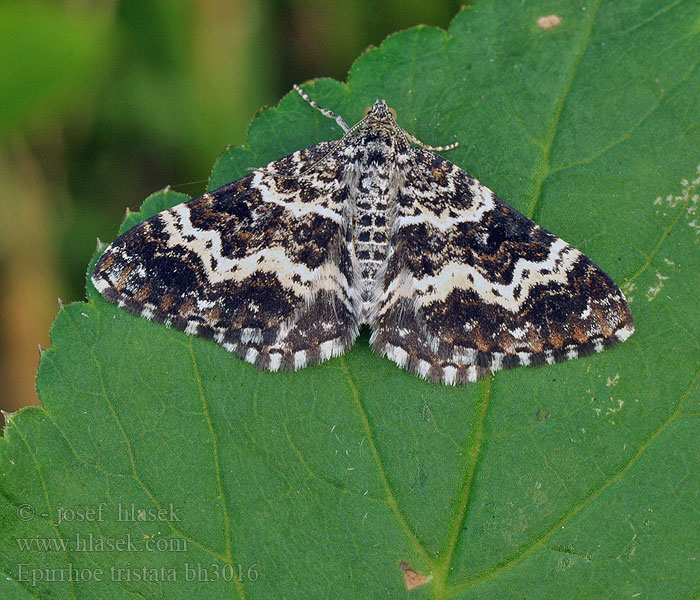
[17,504,34,521]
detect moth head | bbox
[363,101,397,122]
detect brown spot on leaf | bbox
[399,561,428,590]
[537,14,562,29]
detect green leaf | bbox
[3,2,700,598]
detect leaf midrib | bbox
[187,340,247,600]
[338,357,432,566]
[317,3,609,595]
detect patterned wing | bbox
[370,148,634,385]
[92,141,362,371]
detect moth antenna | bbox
[294,84,351,133]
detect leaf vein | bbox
[187,340,248,600]
[550,54,700,176]
[527,0,604,220]
[338,356,431,565]
[433,378,492,595]
[449,361,700,595]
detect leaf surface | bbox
[2,2,700,598]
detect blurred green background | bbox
[0,0,463,418]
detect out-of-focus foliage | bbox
[0,0,462,415]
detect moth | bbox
[92,86,634,385]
